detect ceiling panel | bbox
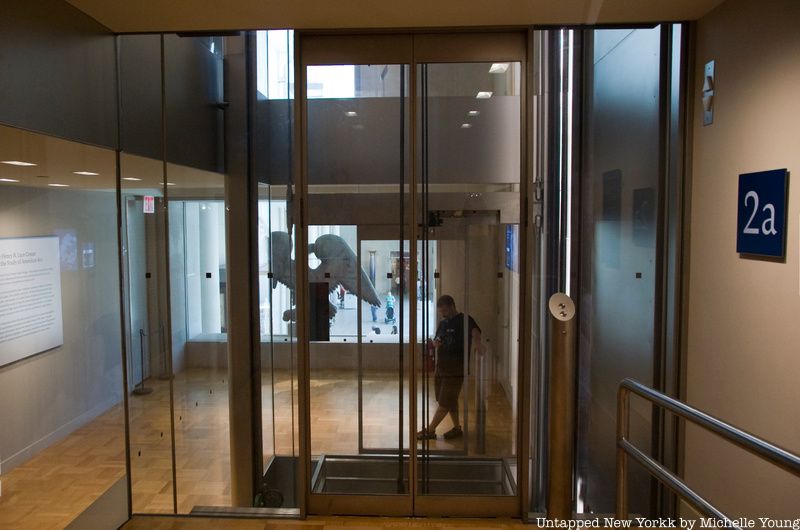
[67,0,725,33]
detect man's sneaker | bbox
[443,426,463,440]
[416,429,436,440]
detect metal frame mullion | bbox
[293,29,310,517]
[408,43,420,512]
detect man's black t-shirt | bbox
[434,313,480,377]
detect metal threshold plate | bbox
[312,454,516,496]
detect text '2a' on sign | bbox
[736,168,788,258]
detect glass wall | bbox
[256,29,301,510]
[119,32,236,514]
[576,25,664,516]
[0,124,126,527]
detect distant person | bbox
[384,291,396,324]
[417,295,483,441]
[338,285,345,309]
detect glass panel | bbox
[576,26,663,516]
[358,238,416,453]
[256,28,301,511]
[0,125,126,528]
[120,151,175,513]
[417,61,521,496]
[120,32,239,514]
[306,63,410,494]
[164,33,233,513]
[118,33,177,514]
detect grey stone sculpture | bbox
[269,231,381,322]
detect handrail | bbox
[616,378,800,529]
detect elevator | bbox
[118,25,687,521]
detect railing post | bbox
[616,384,631,520]
[547,293,577,520]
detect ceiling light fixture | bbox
[468,110,480,117]
[73,171,99,176]
[48,183,69,187]
[0,178,20,183]
[476,91,493,99]
[460,123,472,129]
[1,160,37,167]
[489,63,510,74]
[166,182,177,186]
[122,177,142,181]
[345,111,358,117]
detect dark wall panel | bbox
[119,35,224,173]
[255,99,293,186]
[165,35,224,173]
[119,34,162,160]
[0,0,117,148]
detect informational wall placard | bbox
[0,236,64,366]
[736,168,788,258]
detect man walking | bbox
[417,295,483,441]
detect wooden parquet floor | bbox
[123,515,527,529]
[0,405,126,530]
[0,368,515,528]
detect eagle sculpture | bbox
[269,231,381,322]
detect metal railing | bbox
[616,378,800,528]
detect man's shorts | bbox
[434,375,464,410]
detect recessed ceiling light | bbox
[73,171,99,176]
[468,110,480,116]
[48,183,69,187]
[122,177,142,181]
[476,91,493,99]
[166,182,176,186]
[2,160,37,167]
[345,111,358,117]
[0,178,20,183]
[489,63,510,74]
[461,123,472,129]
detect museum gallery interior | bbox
[0,0,799,528]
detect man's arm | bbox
[471,327,485,354]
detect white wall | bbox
[0,187,123,472]
[684,0,800,518]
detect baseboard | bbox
[0,396,121,474]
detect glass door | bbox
[300,34,413,516]
[414,35,526,517]
[297,32,528,517]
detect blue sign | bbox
[736,169,788,257]
[505,225,518,272]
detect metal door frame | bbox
[294,29,532,518]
